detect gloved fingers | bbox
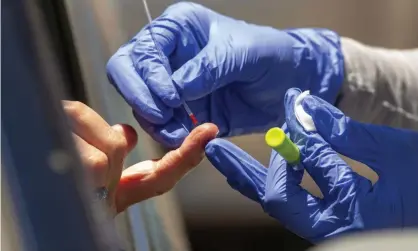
[130,23,182,108]
[130,2,214,107]
[205,138,267,204]
[283,89,373,200]
[171,38,242,101]
[303,140,373,201]
[266,122,305,188]
[283,88,310,145]
[301,95,380,169]
[171,44,218,101]
[133,110,189,149]
[267,151,304,194]
[106,45,173,125]
[265,151,322,230]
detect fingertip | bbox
[189,123,219,141]
[204,138,267,203]
[285,88,303,101]
[180,123,219,155]
[284,87,302,119]
[301,95,319,117]
[204,139,229,176]
[61,100,71,107]
[204,138,243,164]
[300,95,344,137]
[284,88,310,136]
[112,124,138,152]
[204,138,225,156]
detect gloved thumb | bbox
[301,95,418,174]
[172,42,234,101]
[205,138,267,204]
[301,94,383,169]
[284,89,372,202]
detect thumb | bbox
[283,91,372,205]
[154,123,219,180]
[301,95,384,170]
[115,123,218,213]
[172,42,233,101]
[205,138,267,204]
[301,95,418,174]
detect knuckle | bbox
[109,131,128,159]
[179,145,204,168]
[173,148,183,160]
[85,152,108,187]
[263,190,286,211]
[85,152,109,171]
[188,153,204,168]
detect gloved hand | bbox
[205,88,418,243]
[106,2,344,148]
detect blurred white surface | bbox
[309,229,418,251]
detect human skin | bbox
[63,100,218,214]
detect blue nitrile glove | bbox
[106,2,344,148]
[205,88,418,243]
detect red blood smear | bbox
[190,114,198,125]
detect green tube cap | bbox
[265,127,300,164]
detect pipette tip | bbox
[182,103,199,126]
[189,114,198,125]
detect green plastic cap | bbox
[265,127,300,164]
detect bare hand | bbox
[63,101,218,214]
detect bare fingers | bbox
[63,101,138,191]
[115,123,219,213]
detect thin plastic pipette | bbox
[141,0,199,127]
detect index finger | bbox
[63,100,116,154]
[131,22,182,108]
[63,101,135,192]
[106,43,173,125]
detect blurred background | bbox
[3,0,418,251]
